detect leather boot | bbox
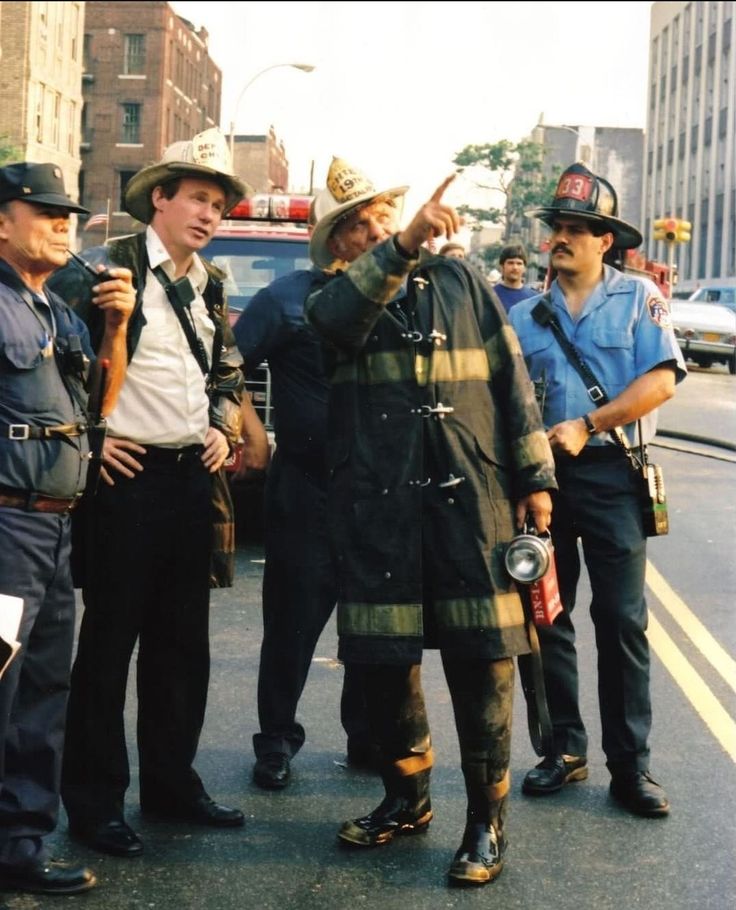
[448,765,509,885]
[338,760,433,848]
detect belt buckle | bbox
[587,385,605,403]
[9,424,30,440]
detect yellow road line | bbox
[647,611,736,763]
[646,561,736,694]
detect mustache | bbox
[552,243,572,255]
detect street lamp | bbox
[228,63,315,160]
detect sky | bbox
[170,0,654,225]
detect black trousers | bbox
[62,450,212,825]
[538,451,651,773]
[254,451,369,758]
[0,510,75,867]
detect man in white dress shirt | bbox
[51,130,247,859]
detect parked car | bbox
[670,299,736,374]
[687,285,736,315]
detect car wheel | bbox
[729,354,736,376]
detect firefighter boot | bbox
[448,766,509,885]
[338,760,433,847]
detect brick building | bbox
[0,1,85,236]
[232,126,289,193]
[80,0,222,240]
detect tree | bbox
[0,135,22,166]
[452,139,557,245]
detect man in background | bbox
[492,244,538,313]
[233,198,372,791]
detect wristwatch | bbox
[582,413,597,435]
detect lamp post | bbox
[228,63,315,161]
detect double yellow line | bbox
[646,561,736,762]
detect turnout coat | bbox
[306,239,556,665]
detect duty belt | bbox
[2,422,88,440]
[0,489,82,513]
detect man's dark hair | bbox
[499,244,527,265]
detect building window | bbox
[121,103,141,143]
[70,3,80,60]
[35,85,45,144]
[124,34,145,75]
[119,170,137,210]
[83,33,92,71]
[51,92,61,149]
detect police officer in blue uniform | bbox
[0,162,133,895]
[508,162,687,818]
[234,263,373,789]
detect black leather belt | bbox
[0,489,82,513]
[2,422,87,440]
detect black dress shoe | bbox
[0,859,97,895]
[253,752,291,790]
[69,819,144,857]
[338,794,433,847]
[142,793,245,827]
[610,771,670,817]
[522,754,588,795]
[448,822,507,886]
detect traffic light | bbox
[653,216,691,243]
[676,219,692,243]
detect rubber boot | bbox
[448,764,509,885]
[338,759,433,847]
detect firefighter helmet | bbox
[527,162,642,250]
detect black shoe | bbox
[253,752,291,790]
[338,794,433,847]
[610,771,670,817]
[142,793,245,827]
[448,823,506,886]
[522,754,588,795]
[0,859,97,895]
[69,818,144,858]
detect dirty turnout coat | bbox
[306,238,556,665]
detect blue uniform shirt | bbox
[0,262,93,497]
[508,265,687,446]
[233,268,330,466]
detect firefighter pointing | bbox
[306,157,556,885]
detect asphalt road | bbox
[3,367,734,910]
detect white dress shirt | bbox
[107,227,215,447]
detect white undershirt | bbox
[106,226,215,447]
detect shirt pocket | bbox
[0,336,63,414]
[591,327,634,350]
[521,328,555,357]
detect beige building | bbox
[643,1,735,291]
[0,1,85,232]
